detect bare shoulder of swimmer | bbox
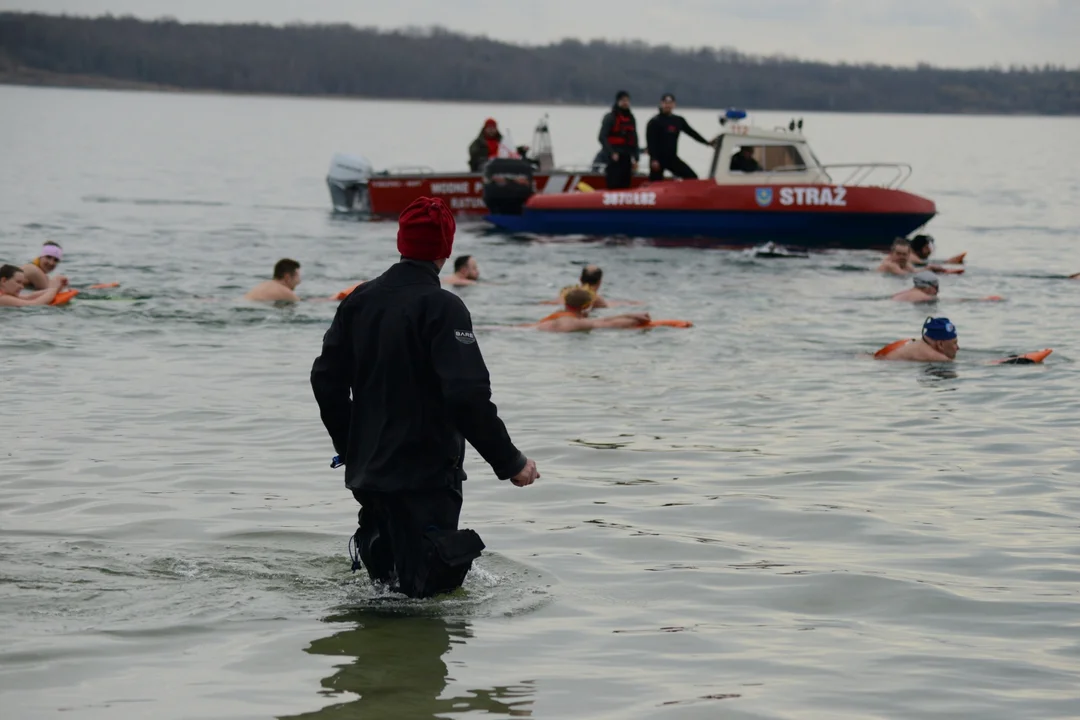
[538,316,590,333]
[245,280,298,301]
[19,263,48,289]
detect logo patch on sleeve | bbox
[454,329,476,345]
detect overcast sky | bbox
[3,0,1078,68]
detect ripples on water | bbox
[2,87,1079,718]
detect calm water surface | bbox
[2,86,1079,719]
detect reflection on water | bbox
[283,611,534,719]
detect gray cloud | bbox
[1,0,1077,67]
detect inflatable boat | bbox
[327,116,645,218]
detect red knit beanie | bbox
[397,197,456,261]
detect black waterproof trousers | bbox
[351,481,485,598]
[605,153,634,189]
[648,156,698,182]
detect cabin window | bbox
[728,145,806,173]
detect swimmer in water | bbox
[892,271,939,302]
[543,265,641,307]
[535,287,651,332]
[244,258,302,302]
[442,254,479,286]
[0,264,60,307]
[877,238,915,276]
[875,316,959,362]
[20,242,68,292]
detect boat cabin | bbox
[706,110,912,190]
[709,121,829,185]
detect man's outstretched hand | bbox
[511,459,540,487]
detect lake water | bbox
[2,85,1079,719]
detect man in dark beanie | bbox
[597,90,640,189]
[311,196,539,598]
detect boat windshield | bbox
[728,144,806,173]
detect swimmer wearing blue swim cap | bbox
[875,316,959,362]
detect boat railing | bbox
[819,163,912,189]
[381,165,436,175]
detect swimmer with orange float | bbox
[244,258,302,302]
[0,263,67,307]
[442,254,480,287]
[874,316,1050,364]
[534,287,691,332]
[535,287,650,332]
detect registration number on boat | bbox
[602,191,657,206]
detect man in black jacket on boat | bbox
[311,197,539,598]
[598,90,640,189]
[646,93,716,181]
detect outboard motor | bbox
[481,158,535,215]
[326,153,373,214]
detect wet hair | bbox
[273,258,300,279]
[910,234,934,255]
[454,255,473,272]
[579,265,603,286]
[891,238,910,250]
[564,287,595,310]
[1,264,21,281]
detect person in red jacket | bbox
[468,118,502,171]
[598,91,640,189]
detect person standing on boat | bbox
[645,93,716,181]
[311,197,539,599]
[598,91,640,189]
[468,118,504,172]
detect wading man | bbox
[311,197,539,598]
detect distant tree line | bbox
[1,12,1077,114]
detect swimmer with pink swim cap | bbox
[19,242,68,294]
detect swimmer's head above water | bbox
[922,316,958,359]
[454,255,479,280]
[36,242,63,274]
[0,264,27,295]
[909,234,935,260]
[563,287,596,315]
[273,258,302,290]
[889,238,911,265]
[579,265,603,291]
[912,271,939,295]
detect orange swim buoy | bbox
[873,339,912,359]
[334,284,361,301]
[87,282,120,290]
[991,349,1052,365]
[929,266,964,275]
[49,289,80,306]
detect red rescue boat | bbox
[484,112,937,250]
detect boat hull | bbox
[485,181,936,249]
[367,171,647,219]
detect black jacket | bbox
[311,260,526,492]
[646,112,709,162]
